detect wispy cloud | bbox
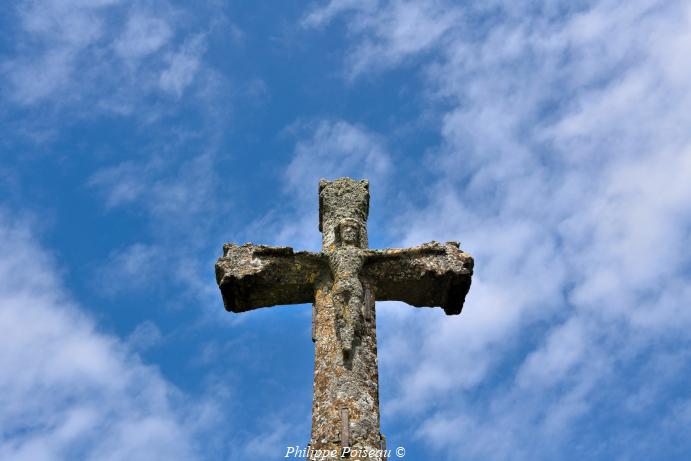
[244,119,391,250]
[88,152,220,223]
[0,1,238,316]
[2,0,213,115]
[303,0,460,78]
[87,151,224,304]
[0,1,234,307]
[114,12,172,60]
[285,119,390,198]
[0,212,223,460]
[159,34,207,98]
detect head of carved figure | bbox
[318,178,370,250]
[337,219,360,247]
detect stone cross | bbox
[215,178,473,460]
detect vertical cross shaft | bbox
[311,178,381,457]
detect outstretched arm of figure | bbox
[215,244,326,313]
[362,241,473,315]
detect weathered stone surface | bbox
[215,177,473,461]
[364,241,473,315]
[215,244,323,312]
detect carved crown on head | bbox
[318,178,370,233]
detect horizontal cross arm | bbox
[215,243,326,313]
[363,241,473,315]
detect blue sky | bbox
[2,0,691,460]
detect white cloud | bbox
[87,152,224,304]
[115,12,172,60]
[285,119,390,197]
[304,0,460,77]
[127,320,164,351]
[2,0,209,112]
[302,0,377,29]
[87,161,146,208]
[2,0,227,318]
[240,421,293,459]
[159,35,206,97]
[307,0,691,458]
[245,119,391,250]
[0,212,218,460]
[102,243,164,294]
[5,49,76,105]
[88,152,219,223]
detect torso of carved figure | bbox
[328,244,366,355]
[329,245,364,297]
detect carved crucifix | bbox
[215,178,473,460]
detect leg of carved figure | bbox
[333,286,354,356]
